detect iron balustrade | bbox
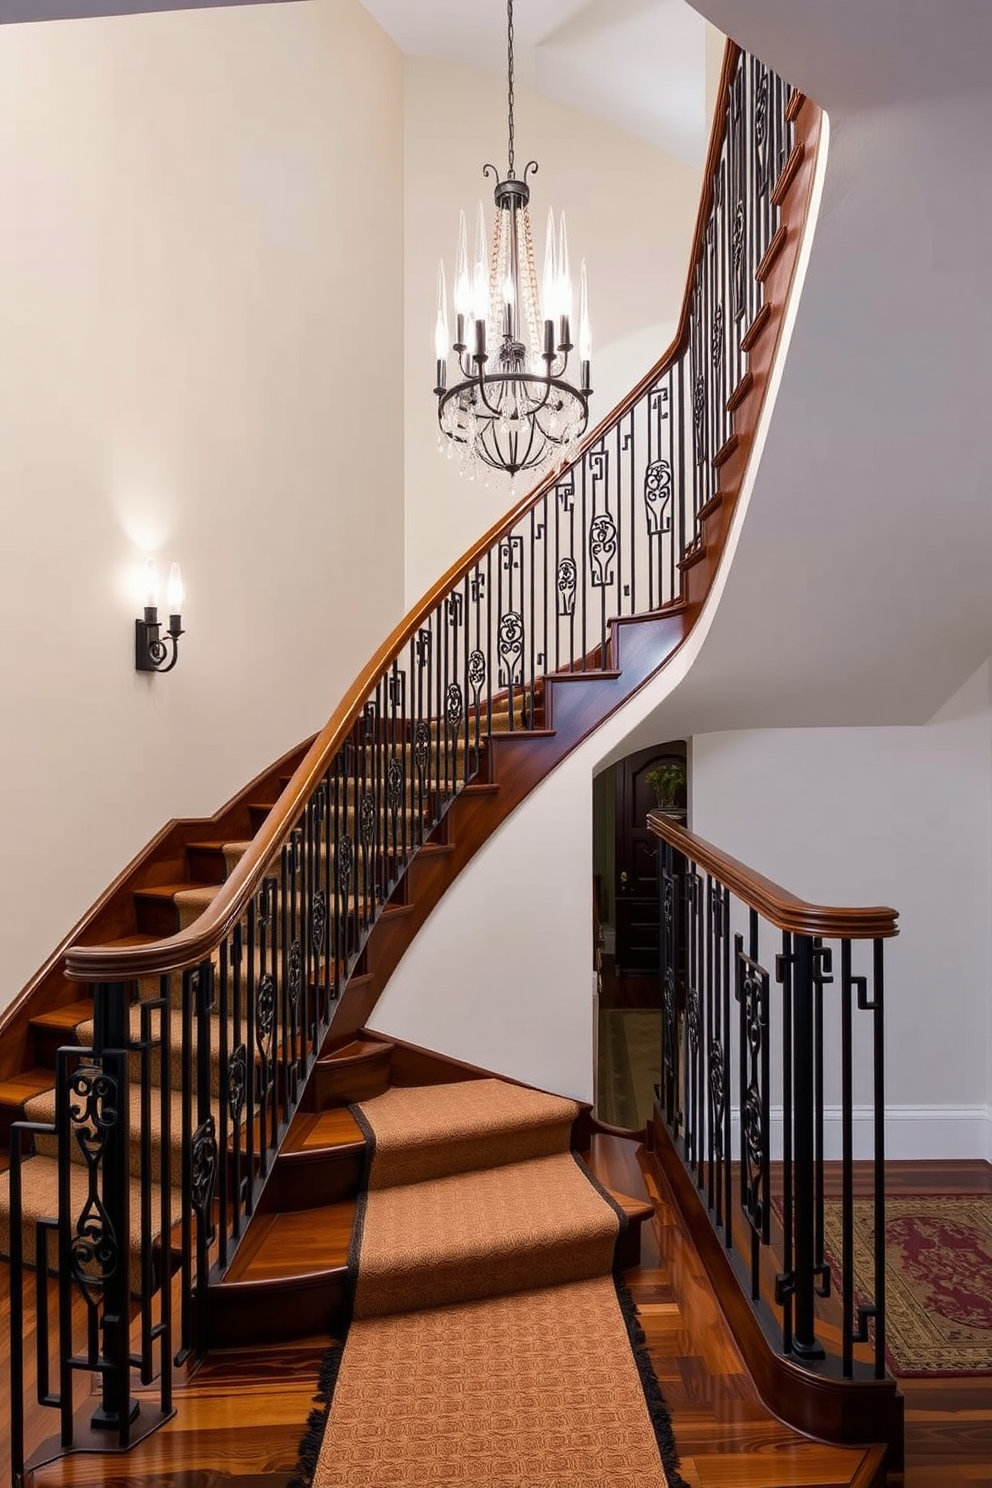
[6,43,807,1481]
[650,812,897,1384]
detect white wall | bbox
[403,56,701,607]
[0,0,405,1005]
[371,760,597,1102]
[689,661,992,1159]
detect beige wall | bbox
[0,0,404,1005]
[403,56,702,607]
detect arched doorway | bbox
[594,740,687,1129]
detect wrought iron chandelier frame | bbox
[433,0,591,479]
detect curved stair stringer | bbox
[325,93,826,1055]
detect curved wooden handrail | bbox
[647,811,898,940]
[65,42,753,984]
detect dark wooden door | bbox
[614,742,686,975]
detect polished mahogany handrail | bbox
[65,45,746,984]
[648,810,898,939]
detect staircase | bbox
[0,43,833,1481]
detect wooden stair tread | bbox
[546,668,622,682]
[185,839,250,851]
[0,1068,56,1106]
[608,1188,654,1223]
[223,1199,356,1283]
[490,727,557,740]
[323,1038,392,1067]
[284,1108,365,1154]
[134,882,221,903]
[29,999,94,1031]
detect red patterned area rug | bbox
[821,1194,992,1376]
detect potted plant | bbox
[645,760,686,812]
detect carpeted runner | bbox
[353,1152,619,1319]
[354,1078,580,1188]
[292,1078,685,1488]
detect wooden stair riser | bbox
[207,1268,349,1349]
[261,1144,365,1212]
[301,1039,393,1112]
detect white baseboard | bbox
[725,1104,992,1163]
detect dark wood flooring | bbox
[5,1146,992,1487]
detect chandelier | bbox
[433,0,592,483]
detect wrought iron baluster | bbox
[735,910,770,1301]
[192,960,217,1360]
[791,934,824,1360]
[813,937,832,1297]
[776,929,795,1354]
[840,937,855,1377]
[870,939,886,1379]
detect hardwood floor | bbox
[5,1146,992,1488]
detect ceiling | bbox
[0,0,284,19]
[359,0,711,166]
[0,0,710,167]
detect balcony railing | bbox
[648,811,903,1461]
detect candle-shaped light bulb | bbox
[434,259,449,360]
[542,207,558,321]
[471,201,489,323]
[166,561,185,614]
[578,259,591,363]
[557,211,573,328]
[453,209,471,319]
[143,556,160,610]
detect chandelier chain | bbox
[506,0,515,178]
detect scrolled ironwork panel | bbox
[337,834,354,893]
[498,611,524,686]
[445,682,463,728]
[467,648,486,695]
[644,458,672,537]
[288,938,302,1015]
[310,888,327,958]
[190,1116,218,1246]
[66,1065,121,1310]
[255,973,276,1058]
[736,945,771,1243]
[588,511,617,589]
[359,791,376,846]
[227,1043,248,1126]
[708,1037,727,1164]
[414,721,431,775]
[556,557,577,616]
[387,755,404,809]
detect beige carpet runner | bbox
[291,1078,685,1488]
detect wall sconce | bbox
[135,558,185,673]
